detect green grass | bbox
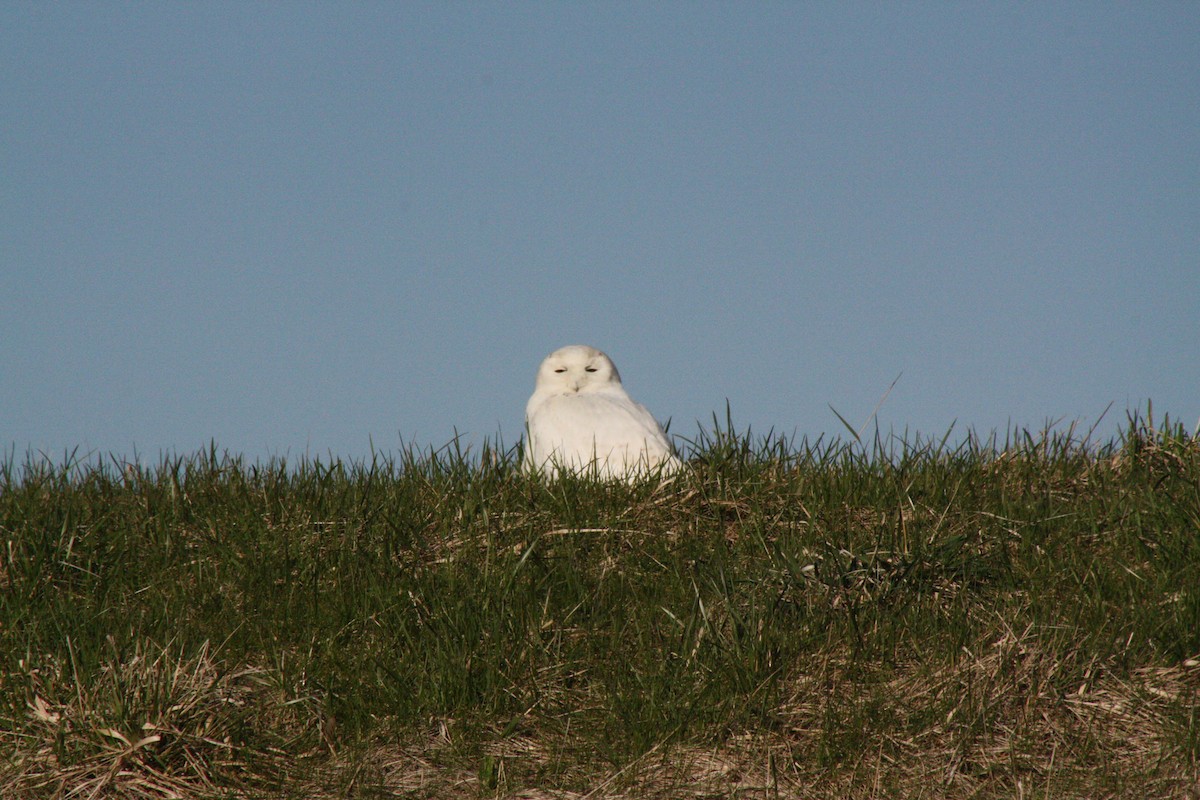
[2,411,1198,798]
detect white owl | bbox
[523,345,682,480]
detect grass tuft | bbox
[3,639,326,798]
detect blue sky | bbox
[4,2,1197,463]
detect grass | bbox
[1,410,1198,798]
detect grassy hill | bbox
[2,413,1197,798]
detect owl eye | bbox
[554,368,567,373]
[585,367,598,373]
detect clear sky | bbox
[3,2,1197,464]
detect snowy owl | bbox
[523,345,681,480]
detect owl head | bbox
[534,345,622,395]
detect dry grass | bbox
[2,641,327,799]
[369,640,1199,799]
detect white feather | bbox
[524,345,681,480]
